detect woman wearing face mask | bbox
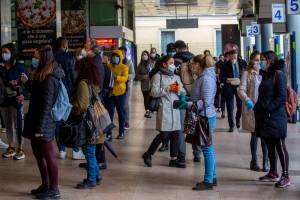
[254,51,290,188]
[0,43,28,160]
[142,55,186,168]
[137,51,152,118]
[238,51,268,172]
[105,50,128,141]
[179,55,217,190]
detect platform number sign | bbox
[272,4,286,23]
[287,0,300,15]
[246,26,254,37]
[251,22,260,35]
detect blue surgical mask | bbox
[32,58,39,69]
[2,53,11,61]
[260,61,267,71]
[112,56,120,65]
[168,52,176,57]
[168,64,176,73]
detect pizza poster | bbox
[62,0,87,49]
[16,0,57,54]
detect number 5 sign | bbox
[272,4,286,23]
[287,0,300,15]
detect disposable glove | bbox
[246,99,254,110]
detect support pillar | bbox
[261,23,273,52]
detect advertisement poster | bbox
[221,24,241,54]
[62,0,86,49]
[16,0,57,55]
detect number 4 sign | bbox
[272,4,286,23]
[287,0,300,15]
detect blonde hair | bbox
[201,55,214,69]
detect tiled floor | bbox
[0,84,299,200]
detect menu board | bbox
[61,0,87,49]
[16,0,57,55]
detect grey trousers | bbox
[0,106,17,145]
[178,109,186,160]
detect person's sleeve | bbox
[37,77,58,133]
[116,66,129,83]
[72,81,90,115]
[150,74,169,98]
[238,71,250,102]
[219,63,226,84]
[260,72,287,113]
[196,77,216,111]
[136,64,144,81]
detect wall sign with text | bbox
[287,0,300,15]
[272,4,286,23]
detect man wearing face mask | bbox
[220,50,247,132]
[105,50,129,141]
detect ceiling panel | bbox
[134,0,240,17]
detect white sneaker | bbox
[58,151,67,159]
[0,139,8,149]
[72,149,85,160]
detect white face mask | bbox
[142,55,148,61]
[2,52,11,61]
[168,64,176,73]
[150,53,156,58]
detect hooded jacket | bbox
[190,67,217,118]
[107,50,129,96]
[24,63,65,142]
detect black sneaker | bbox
[78,162,87,168]
[193,182,213,191]
[250,161,260,172]
[275,176,291,188]
[228,127,234,132]
[106,134,112,142]
[259,172,279,182]
[221,113,225,119]
[30,185,48,195]
[213,178,218,186]
[169,159,186,168]
[142,153,152,167]
[117,133,125,140]
[193,157,201,163]
[99,163,107,170]
[236,123,240,129]
[75,180,97,189]
[35,189,60,199]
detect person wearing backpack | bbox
[0,43,28,160]
[172,40,195,166]
[254,51,290,188]
[70,56,103,189]
[23,45,63,199]
[54,37,85,160]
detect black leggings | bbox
[265,138,289,177]
[147,131,179,158]
[250,132,268,165]
[142,91,151,111]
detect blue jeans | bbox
[201,116,217,183]
[106,94,126,135]
[84,144,100,184]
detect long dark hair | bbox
[261,51,283,74]
[33,45,55,81]
[140,50,150,65]
[75,56,101,87]
[1,43,17,67]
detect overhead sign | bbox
[272,4,286,23]
[287,0,300,15]
[166,19,198,29]
[246,25,254,37]
[251,22,260,35]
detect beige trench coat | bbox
[151,72,186,132]
[238,70,262,132]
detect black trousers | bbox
[142,90,151,111]
[225,89,242,128]
[96,143,106,164]
[147,131,179,158]
[264,138,289,176]
[250,132,268,165]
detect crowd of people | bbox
[0,37,293,199]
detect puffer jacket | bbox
[107,50,129,96]
[137,61,152,91]
[238,69,262,132]
[254,69,287,139]
[24,63,64,142]
[190,67,217,118]
[151,69,186,132]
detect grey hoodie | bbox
[190,67,217,118]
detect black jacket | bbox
[254,69,287,139]
[24,63,65,142]
[219,58,247,97]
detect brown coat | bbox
[238,70,262,132]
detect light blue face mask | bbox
[168,52,176,57]
[112,56,120,65]
[260,60,267,71]
[2,53,11,61]
[32,58,39,69]
[168,64,176,73]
